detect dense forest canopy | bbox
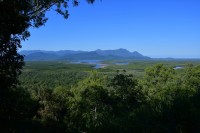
[9,62,200,132]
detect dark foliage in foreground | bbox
[2,64,200,133]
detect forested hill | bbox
[20,48,150,61]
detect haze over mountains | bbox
[20,48,150,61]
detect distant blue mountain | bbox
[20,50,84,56]
[96,48,145,58]
[19,49,150,61]
[22,52,60,61]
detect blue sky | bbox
[22,0,200,58]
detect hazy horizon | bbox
[19,48,200,59]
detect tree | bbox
[139,64,176,101]
[0,0,96,132]
[0,0,96,90]
[35,86,71,132]
[0,0,96,89]
[67,71,112,132]
[109,70,141,132]
[134,64,200,133]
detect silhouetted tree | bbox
[0,0,96,132]
[0,0,96,88]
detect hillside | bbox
[20,48,150,61]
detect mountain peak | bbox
[118,48,129,51]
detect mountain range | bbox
[19,48,150,61]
